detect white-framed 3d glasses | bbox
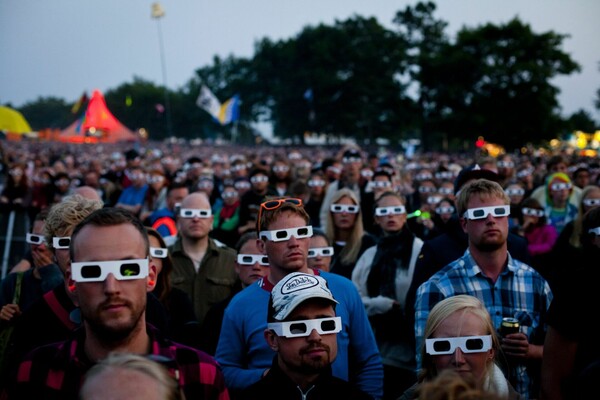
[497,161,514,168]
[308,246,334,258]
[462,205,510,220]
[307,179,326,188]
[505,188,525,196]
[330,204,359,214]
[179,208,212,218]
[588,227,600,236]
[368,180,392,189]
[250,175,269,183]
[260,226,313,242]
[435,171,454,180]
[375,206,406,216]
[583,198,600,207]
[150,247,168,258]
[268,316,342,338]
[53,236,71,249]
[521,208,545,217]
[237,254,269,266]
[427,195,443,205]
[71,259,149,282]
[435,206,455,214]
[550,182,572,191]
[425,335,492,355]
[26,233,46,245]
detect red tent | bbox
[59,89,138,143]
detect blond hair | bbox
[44,194,103,247]
[419,295,501,386]
[80,352,181,400]
[325,188,364,265]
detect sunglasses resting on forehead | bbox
[26,233,46,245]
[375,206,406,216]
[53,236,71,249]
[425,335,492,355]
[307,246,334,258]
[71,259,149,283]
[237,254,269,266]
[462,205,510,220]
[268,316,342,338]
[330,204,360,214]
[179,208,212,218]
[257,198,303,229]
[260,226,313,242]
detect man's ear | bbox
[147,263,158,292]
[257,238,266,254]
[460,217,468,233]
[65,269,79,306]
[264,329,279,352]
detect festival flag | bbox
[71,92,89,114]
[196,85,222,120]
[218,95,240,125]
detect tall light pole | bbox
[151,2,173,138]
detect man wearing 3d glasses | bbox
[240,272,371,399]
[216,197,383,399]
[169,192,238,330]
[8,207,228,400]
[414,179,553,399]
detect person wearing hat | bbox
[216,197,383,399]
[239,272,371,399]
[542,172,579,235]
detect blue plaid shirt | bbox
[414,249,552,399]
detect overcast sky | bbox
[1,0,598,120]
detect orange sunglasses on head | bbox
[257,198,303,232]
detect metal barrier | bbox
[0,210,30,280]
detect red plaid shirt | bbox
[6,324,229,400]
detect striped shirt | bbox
[7,324,229,400]
[414,249,552,399]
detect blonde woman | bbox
[400,295,520,400]
[325,188,377,279]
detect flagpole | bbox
[152,3,173,138]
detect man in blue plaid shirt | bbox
[414,179,552,399]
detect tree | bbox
[251,15,417,144]
[393,2,580,151]
[104,77,175,141]
[17,97,72,130]
[447,18,580,150]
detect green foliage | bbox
[17,97,72,130]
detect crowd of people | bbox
[0,138,598,399]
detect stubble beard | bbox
[84,304,146,343]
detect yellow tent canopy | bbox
[0,106,32,134]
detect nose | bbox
[306,328,322,342]
[103,274,120,293]
[452,348,466,365]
